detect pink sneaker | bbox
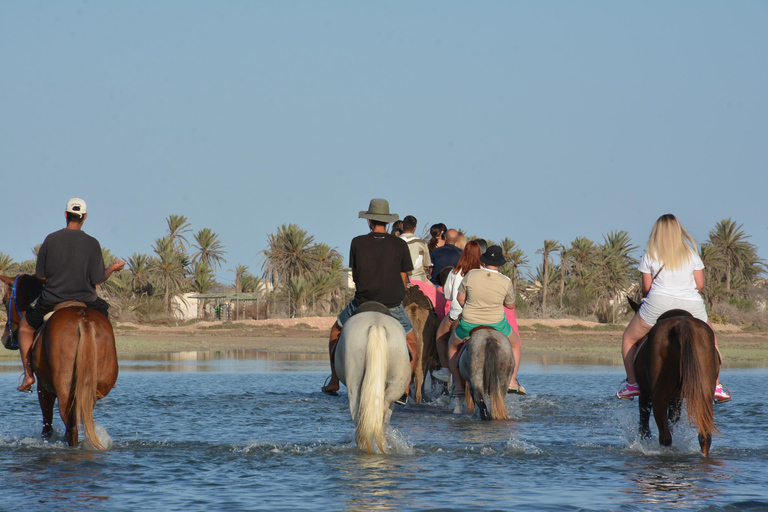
[714,384,731,403]
[616,381,640,400]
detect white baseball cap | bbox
[66,198,87,215]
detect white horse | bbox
[335,307,411,453]
[459,327,515,420]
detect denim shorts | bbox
[337,301,413,334]
[638,294,708,325]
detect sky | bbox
[2,2,766,285]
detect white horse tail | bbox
[356,325,389,454]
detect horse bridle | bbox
[4,276,25,349]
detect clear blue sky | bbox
[2,2,766,284]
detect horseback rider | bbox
[446,245,525,395]
[321,198,419,401]
[16,198,126,392]
[616,214,730,402]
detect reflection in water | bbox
[13,450,111,506]
[623,457,727,509]
[338,456,412,512]
[118,349,328,372]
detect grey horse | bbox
[459,327,515,420]
[335,308,412,453]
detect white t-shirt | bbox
[639,250,705,301]
[443,268,466,320]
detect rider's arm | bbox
[97,260,126,285]
[693,269,705,292]
[457,292,466,307]
[401,272,409,289]
[504,300,516,310]
[641,272,652,297]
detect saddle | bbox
[355,301,392,316]
[30,301,88,352]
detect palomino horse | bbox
[1,274,118,449]
[403,285,439,403]
[335,304,411,453]
[459,327,514,421]
[629,298,719,456]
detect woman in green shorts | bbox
[447,245,524,395]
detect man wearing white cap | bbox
[15,198,126,392]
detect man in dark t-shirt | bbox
[321,198,418,399]
[16,198,125,392]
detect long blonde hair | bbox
[646,214,698,271]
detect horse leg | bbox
[56,393,78,447]
[668,398,682,434]
[699,433,712,457]
[653,395,672,447]
[638,393,652,439]
[476,397,490,421]
[38,388,56,440]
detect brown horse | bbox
[403,285,439,403]
[629,298,719,456]
[1,274,118,449]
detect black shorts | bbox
[24,297,110,329]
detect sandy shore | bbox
[105,316,767,365]
[2,317,764,364]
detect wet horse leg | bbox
[56,393,79,447]
[667,397,682,435]
[638,393,652,439]
[38,388,56,439]
[653,392,672,447]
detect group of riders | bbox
[320,198,731,405]
[7,197,730,406]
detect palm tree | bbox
[166,214,192,252]
[191,228,227,270]
[259,224,320,290]
[596,231,638,323]
[150,236,190,315]
[536,239,560,311]
[706,219,765,295]
[127,253,154,297]
[192,261,216,319]
[0,253,17,276]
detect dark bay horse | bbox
[1,274,118,449]
[629,298,719,456]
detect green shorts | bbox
[455,317,511,340]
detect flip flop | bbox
[507,380,527,395]
[17,375,34,393]
[321,375,339,396]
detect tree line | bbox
[0,217,765,326]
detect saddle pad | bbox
[356,301,391,316]
[43,301,87,322]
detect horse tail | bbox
[72,319,105,450]
[483,339,508,420]
[678,319,719,439]
[357,325,388,454]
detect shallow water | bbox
[1,353,766,511]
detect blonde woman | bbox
[616,214,730,402]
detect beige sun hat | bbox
[358,198,399,223]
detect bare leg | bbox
[447,330,464,390]
[508,330,522,386]
[622,313,653,383]
[323,322,342,393]
[17,319,35,392]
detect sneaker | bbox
[714,384,731,404]
[616,381,640,400]
[432,368,451,383]
[395,393,408,406]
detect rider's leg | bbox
[17,318,36,391]
[508,329,522,386]
[447,330,464,390]
[622,313,653,383]
[324,321,343,392]
[404,329,419,395]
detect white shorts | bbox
[638,294,708,325]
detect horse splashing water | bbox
[1,274,118,449]
[629,298,720,456]
[459,327,514,421]
[334,305,411,453]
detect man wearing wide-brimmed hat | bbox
[321,198,419,399]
